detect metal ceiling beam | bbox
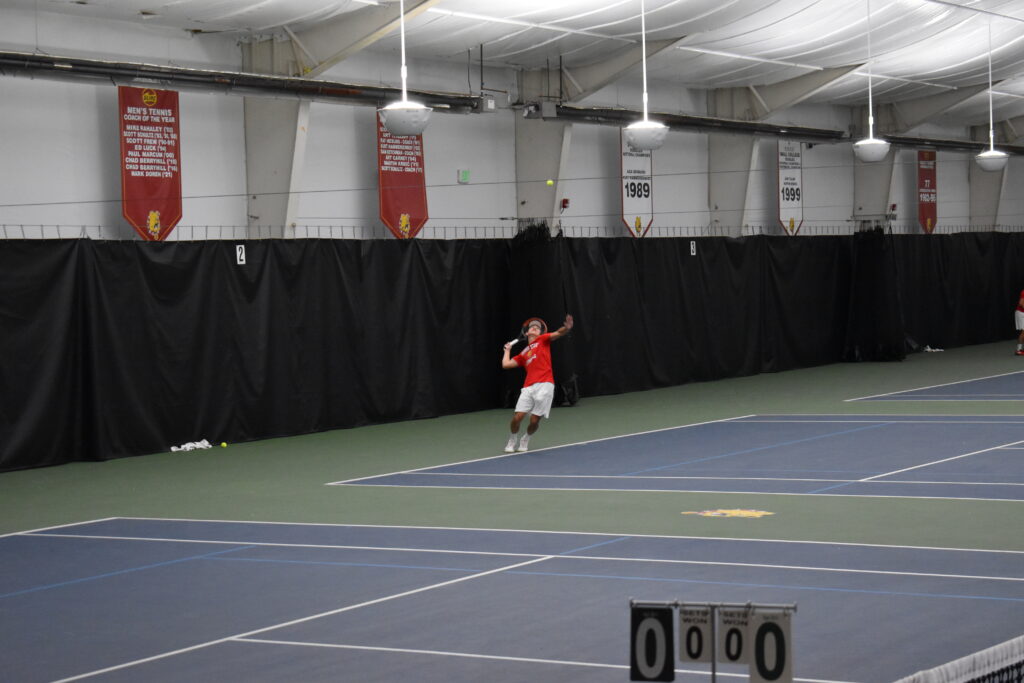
[871,84,990,135]
[294,0,443,78]
[709,65,862,121]
[557,37,683,103]
[1002,116,1023,143]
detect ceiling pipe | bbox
[553,104,846,143]
[0,50,482,113]
[881,133,1024,156]
[2,50,1021,155]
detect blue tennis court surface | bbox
[849,371,1024,401]
[2,518,1022,682]
[332,415,1024,501]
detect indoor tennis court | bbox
[2,343,1023,682]
[4,515,1022,683]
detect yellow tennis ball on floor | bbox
[546,179,554,186]
[220,442,227,448]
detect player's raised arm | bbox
[549,314,574,341]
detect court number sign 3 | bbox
[631,606,792,682]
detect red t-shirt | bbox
[514,333,554,387]
[1017,289,1024,313]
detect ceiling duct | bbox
[0,50,483,113]
[2,50,1021,156]
[552,104,847,143]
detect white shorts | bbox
[515,382,555,418]
[1016,310,1024,331]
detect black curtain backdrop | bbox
[3,232,1023,471]
[894,232,1024,350]
[842,230,906,362]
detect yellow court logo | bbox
[681,509,774,518]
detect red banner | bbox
[377,113,428,239]
[118,86,181,241]
[917,150,937,234]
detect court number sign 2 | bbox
[718,609,750,664]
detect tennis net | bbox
[894,635,1024,683]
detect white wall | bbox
[0,8,246,239]
[0,77,248,239]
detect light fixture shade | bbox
[379,100,432,136]
[853,137,891,163]
[975,149,1008,172]
[624,119,668,151]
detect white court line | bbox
[863,398,1024,402]
[741,416,1024,423]
[326,414,754,485]
[565,554,1024,582]
[31,532,542,558]
[59,516,1024,554]
[26,531,1024,580]
[234,638,635,673]
[357,471,1024,487]
[235,639,858,683]
[868,394,1024,398]
[331,482,1024,503]
[0,517,120,539]
[51,555,551,682]
[860,439,1024,482]
[845,370,1024,402]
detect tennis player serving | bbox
[501,314,574,452]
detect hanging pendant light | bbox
[853,0,890,163]
[976,19,1007,172]
[379,0,432,136]
[623,0,667,152]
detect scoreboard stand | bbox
[630,600,797,682]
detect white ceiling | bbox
[6,0,1024,125]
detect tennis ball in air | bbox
[220,442,227,448]
[546,179,554,186]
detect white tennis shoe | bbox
[504,435,518,453]
[516,435,530,452]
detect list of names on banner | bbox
[379,133,424,176]
[121,104,179,180]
